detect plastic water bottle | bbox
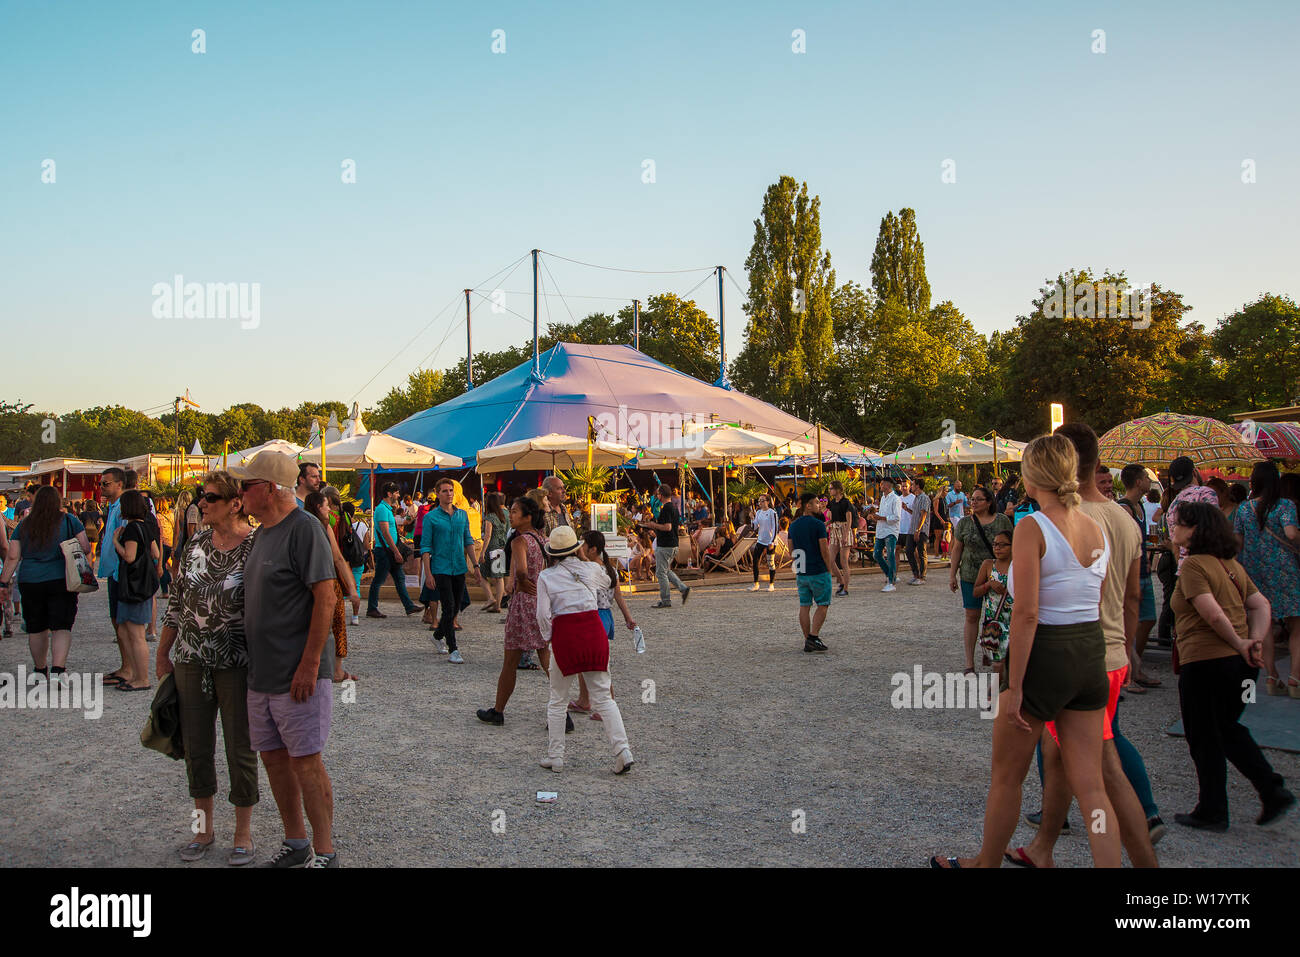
[632,625,646,654]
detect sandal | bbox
[1133,675,1162,688]
[116,682,152,692]
[1004,847,1037,868]
[929,856,962,869]
[590,711,603,721]
[1123,681,1146,695]
[567,701,591,714]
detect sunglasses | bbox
[239,480,269,492]
[200,493,228,504]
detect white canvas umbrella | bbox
[638,425,815,520]
[298,431,462,469]
[637,425,815,467]
[299,431,462,511]
[474,433,636,474]
[226,439,305,468]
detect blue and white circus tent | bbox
[385,343,866,468]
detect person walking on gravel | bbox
[748,493,779,592]
[790,493,834,653]
[536,526,634,774]
[643,485,690,609]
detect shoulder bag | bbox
[61,516,99,593]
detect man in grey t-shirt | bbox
[904,477,931,585]
[231,450,340,868]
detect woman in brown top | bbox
[1169,502,1295,831]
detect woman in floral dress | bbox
[973,529,1014,670]
[1233,463,1300,697]
[476,495,552,724]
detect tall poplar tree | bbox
[870,208,931,315]
[730,176,835,421]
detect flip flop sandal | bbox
[116,683,153,692]
[1004,847,1037,868]
[1123,682,1146,695]
[103,672,128,686]
[568,701,591,714]
[1134,676,1162,688]
[929,856,961,869]
[589,712,603,721]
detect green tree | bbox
[1211,294,1300,411]
[366,369,456,433]
[0,400,45,464]
[731,175,836,420]
[996,269,1191,437]
[615,293,720,381]
[870,208,931,315]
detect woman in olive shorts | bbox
[933,433,1121,868]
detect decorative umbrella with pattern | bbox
[1229,421,1300,463]
[1097,412,1265,469]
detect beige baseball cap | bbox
[227,450,299,488]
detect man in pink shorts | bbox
[232,451,340,868]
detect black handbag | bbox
[118,521,160,604]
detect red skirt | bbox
[550,610,610,676]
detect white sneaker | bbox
[449,650,464,664]
[433,638,448,654]
[749,583,761,591]
[767,583,775,592]
[540,756,564,772]
[908,578,923,586]
[881,583,896,592]
[614,748,635,775]
[350,614,360,626]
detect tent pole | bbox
[531,249,541,380]
[465,288,474,390]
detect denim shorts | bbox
[116,598,152,626]
[960,578,980,610]
[797,572,833,607]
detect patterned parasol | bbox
[1229,421,1300,463]
[1097,412,1265,469]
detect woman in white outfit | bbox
[535,526,634,774]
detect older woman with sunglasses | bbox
[156,471,260,866]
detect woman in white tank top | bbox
[933,434,1121,869]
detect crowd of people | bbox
[2,433,1296,867]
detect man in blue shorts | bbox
[789,492,834,653]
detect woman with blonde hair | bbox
[933,433,1120,868]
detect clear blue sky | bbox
[3,0,1297,416]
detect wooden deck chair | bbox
[702,535,757,574]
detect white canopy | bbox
[297,431,462,469]
[475,433,637,474]
[638,425,816,468]
[225,439,305,467]
[870,434,1024,467]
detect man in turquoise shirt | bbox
[366,482,417,618]
[420,477,483,663]
[96,467,131,685]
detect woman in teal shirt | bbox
[0,486,93,680]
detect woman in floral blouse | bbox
[156,470,259,866]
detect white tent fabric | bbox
[297,431,462,468]
[475,433,637,474]
[190,440,204,456]
[226,439,305,467]
[869,434,1024,467]
[638,426,815,468]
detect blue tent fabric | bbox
[386,343,860,465]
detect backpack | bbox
[338,516,367,566]
[1012,498,1040,526]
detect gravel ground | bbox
[1,571,1296,867]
